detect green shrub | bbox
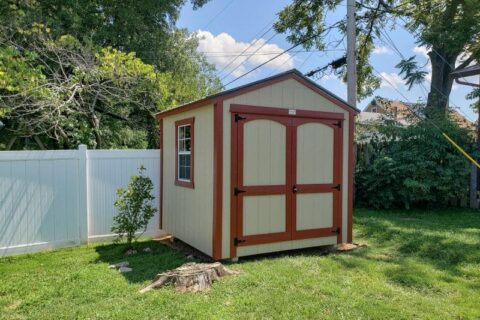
[356,113,474,209]
[112,165,157,248]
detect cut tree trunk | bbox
[139,262,239,293]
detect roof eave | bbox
[155,69,359,119]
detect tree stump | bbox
[139,262,239,293]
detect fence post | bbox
[78,144,89,243]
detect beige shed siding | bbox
[296,193,333,230]
[243,119,286,186]
[243,195,286,236]
[222,78,350,258]
[163,104,214,256]
[237,236,337,256]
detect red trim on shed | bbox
[175,117,195,188]
[155,69,359,120]
[159,119,163,229]
[212,101,223,260]
[229,104,345,256]
[347,114,355,243]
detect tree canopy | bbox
[274,0,480,114]
[0,0,220,150]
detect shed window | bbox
[175,118,194,188]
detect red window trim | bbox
[175,117,195,188]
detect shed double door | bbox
[231,107,343,248]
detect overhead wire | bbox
[220,31,278,81]
[216,19,276,77]
[222,30,330,88]
[372,65,480,169]
[201,0,235,30]
[377,27,476,123]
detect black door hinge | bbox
[234,237,246,246]
[235,114,247,122]
[332,227,340,235]
[334,120,342,128]
[234,187,246,196]
[333,184,341,191]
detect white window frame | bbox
[177,124,191,182]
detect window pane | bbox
[179,126,185,139]
[179,139,184,152]
[185,138,191,151]
[184,125,191,138]
[185,166,191,180]
[179,166,186,180]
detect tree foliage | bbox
[274,0,480,112]
[1,34,173,149]
[0,0,221,150]
[356,110,474,209]
[112,166,157,248]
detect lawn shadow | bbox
[94,240,188,284]
[331,211,480,290]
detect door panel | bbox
[231,108,342,251]
[243,195,286,236]
[243,120,286,186]
[296,123,334,184]
[292,119,340,240]
[234,114,292,247]
[296,193,333,230]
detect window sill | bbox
[175,179,194,188]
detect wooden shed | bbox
[156,69,359,260]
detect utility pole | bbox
[346,0,357,107]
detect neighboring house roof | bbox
[357,111,409,126]
[361,97,474,130]
[156,69,360,119]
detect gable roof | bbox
[156,69,359,119]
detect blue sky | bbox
[178,0,477,121]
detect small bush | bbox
[356,112,474,209]
[112,165,157,248]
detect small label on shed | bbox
[288,109,296,115]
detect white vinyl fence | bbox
[0,146,161,257]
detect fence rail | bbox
[0,146,161,257]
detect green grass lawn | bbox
[1,209,479,319]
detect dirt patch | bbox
[336,243,368,252]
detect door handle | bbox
[292,185,297,193]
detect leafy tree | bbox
[355,109,474,209]
[112,166,157,248]
[274,0,480,114]
[0,0,221,149]
[0,34,173,149]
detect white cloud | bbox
[380,72,405,89]
[372,46,392,55]
[413,46,429,58]
[196,30,295,77]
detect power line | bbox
[373,65,480,168]
[304,56,346,77]
[201,0,235,30]
[202,49,343,57]
[216,20,275,77]
[376,27,476,123]
[223,31,324,88]
[220,31,278,81]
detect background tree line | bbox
[0,0,219,150]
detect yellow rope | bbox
[442,133,480,169]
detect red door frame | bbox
[230,104,344,257]
[234,113,293,248]
[291,118,343,243]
